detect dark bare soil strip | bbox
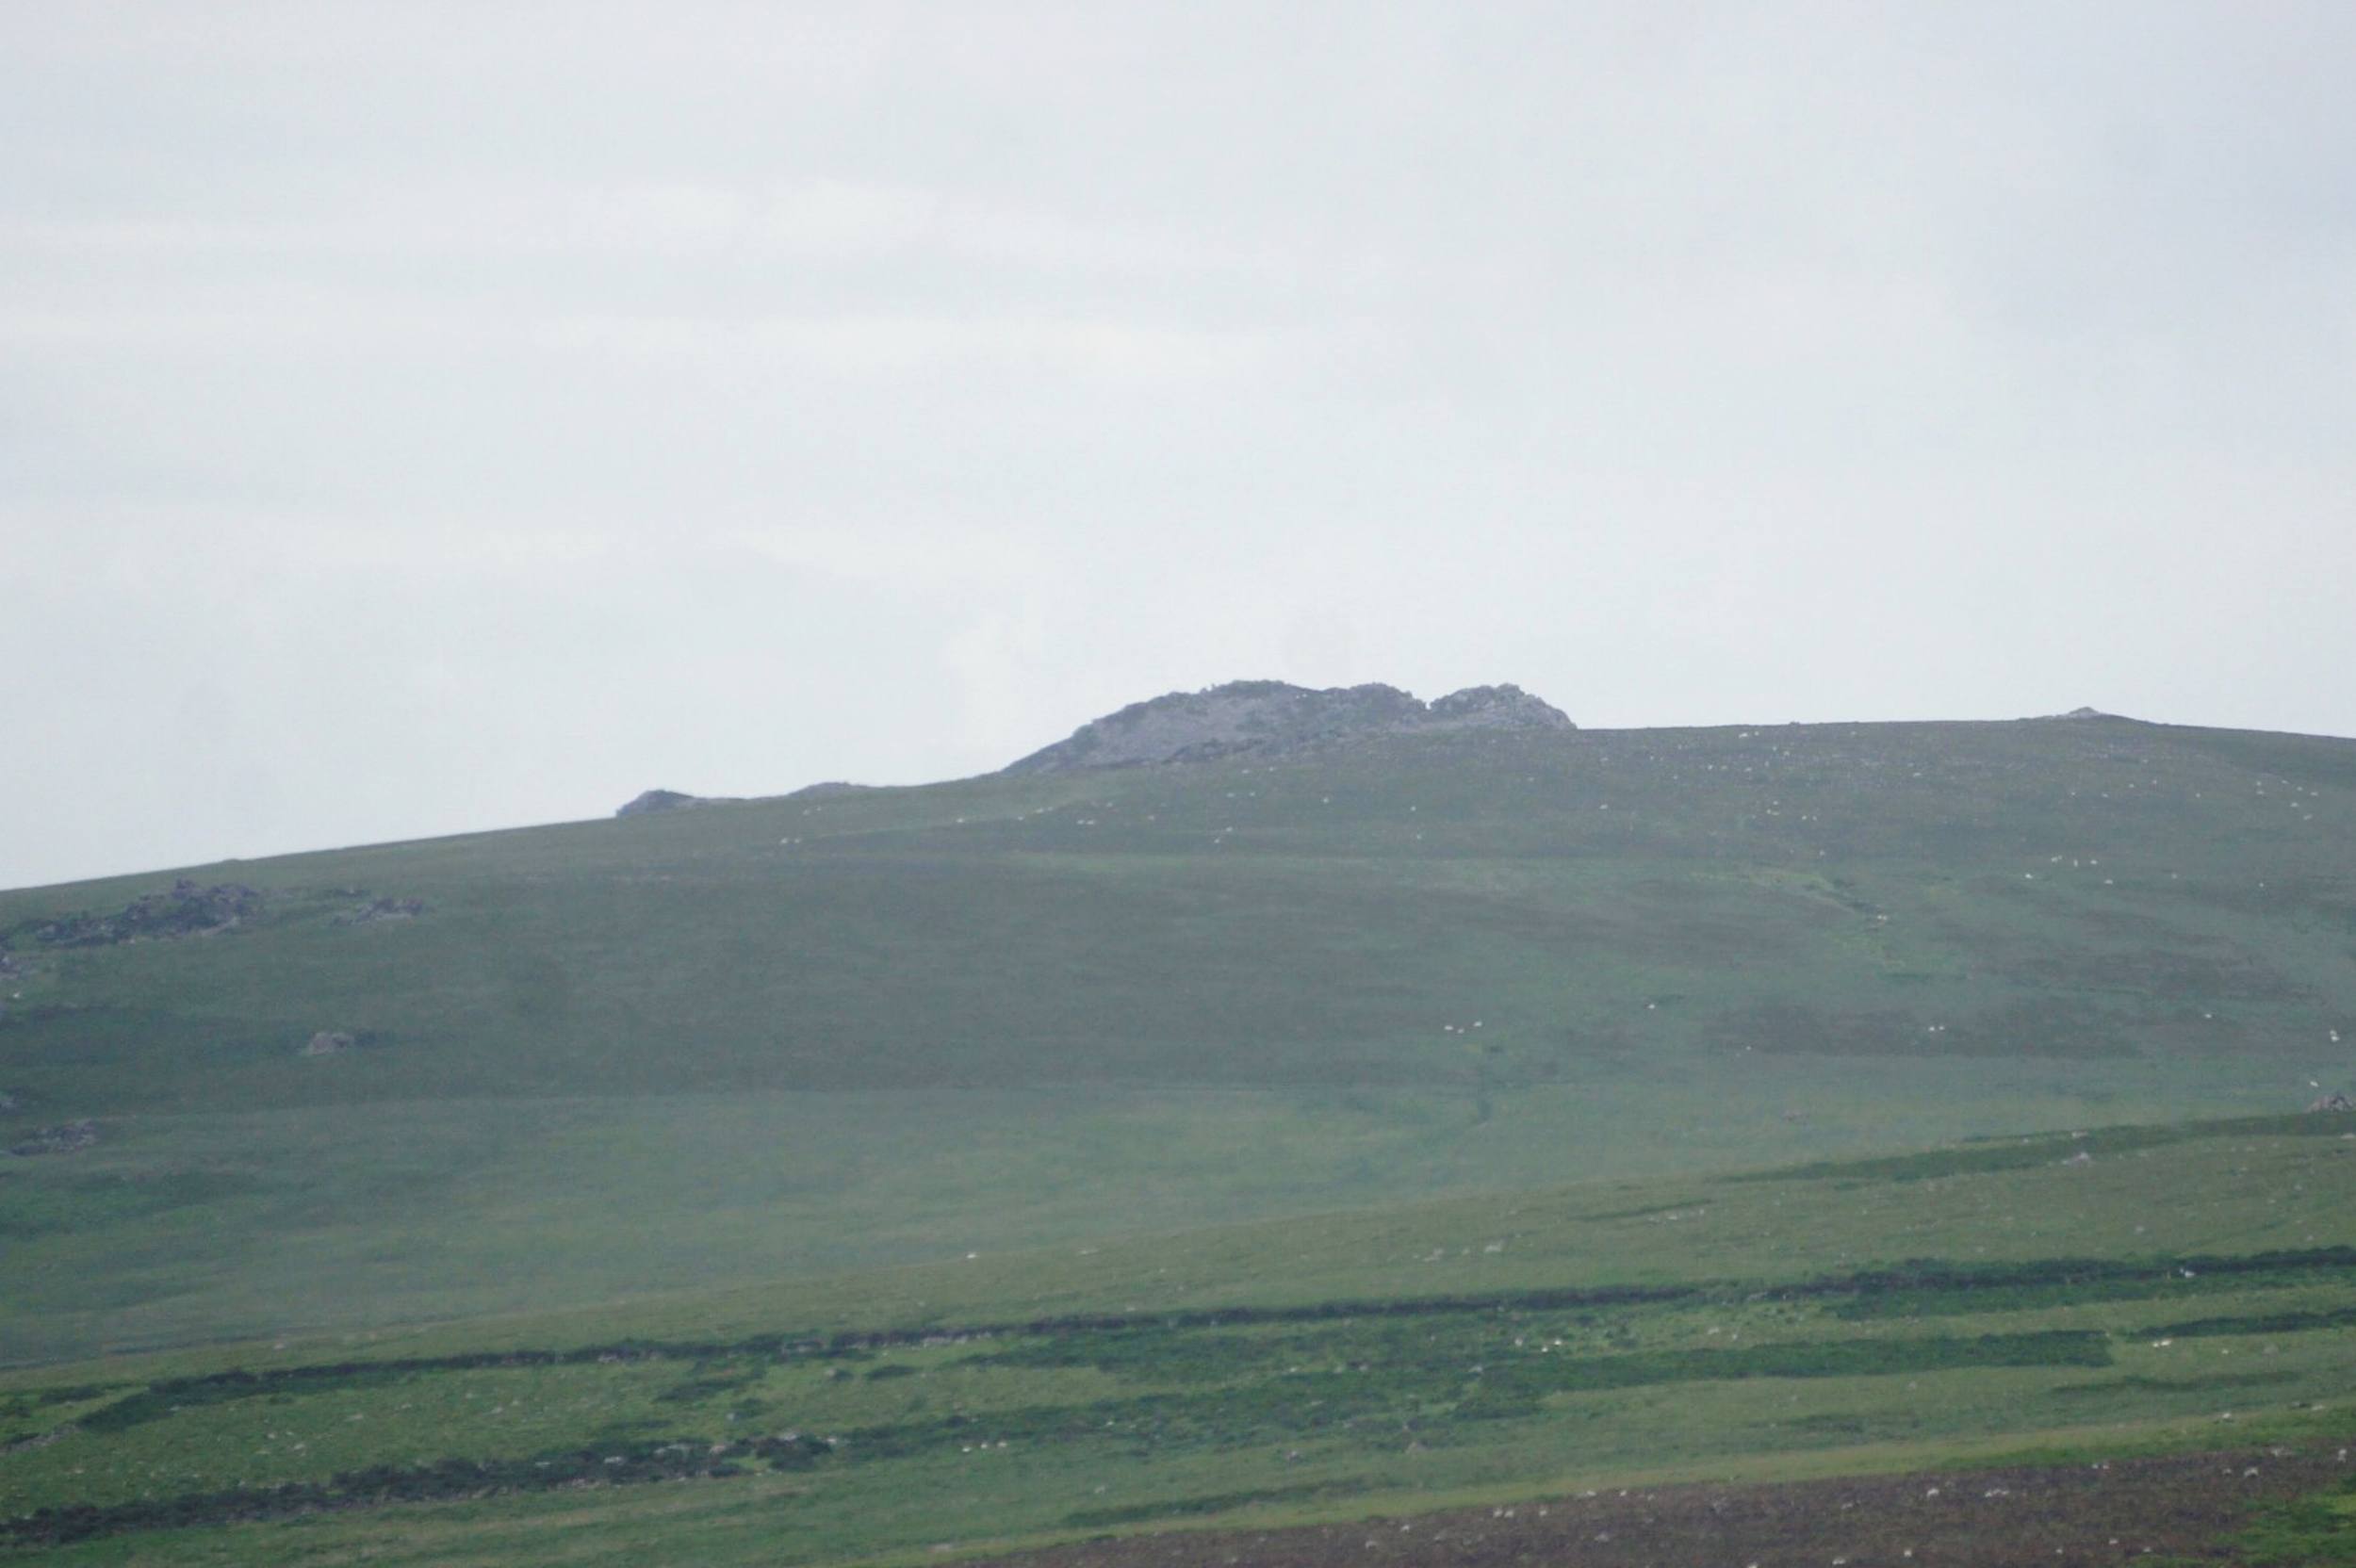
[967,1450,2355,1568]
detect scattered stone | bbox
[1,1424,72,1456]
[25,880,261,948]
[1003,680,1576,774]
[333,896,425,925]
[303,1031,360,1057]
[2061,1151,2094,1167]
[8,1119,96,1157]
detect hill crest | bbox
[1002,679,1575,773]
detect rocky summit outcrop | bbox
[618,782,863,817]
[785,781,876,801]
[1002,680,1574,774]
[614,789,742,818]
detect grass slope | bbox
[7,1115,2356,1563]
[4,715,2356,1361]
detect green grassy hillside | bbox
[7,1114,2356,1564]
[3,713,2355,1363]
[8,709,2356,1563]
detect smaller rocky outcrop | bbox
[615,789,748,817]
[2307,1091,2354,1114]
[7,1119,96,1156]
[1425,684,1579,730]
[334,896,425,925]
[303,1031,360,1057]
[25,880,261,947]
[617,789,699,817]
[786,781,875,800]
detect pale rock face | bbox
[1002,680,1574,774]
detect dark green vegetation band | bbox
[0,1329,2110,1550]
[2,1447,745,1549]
[41,1245,2348,1444]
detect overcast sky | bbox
[5,3,2354,890]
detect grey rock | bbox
[616,789,704,817]
[614,788,757,818]
[8,1118,96,1156]
[334,896,425,925]
[29,881,261,947]
[1003,680,1574,774]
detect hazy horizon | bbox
[3,688,2339,893]
[8,3,2354,890]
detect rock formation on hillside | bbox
[7,1119,97,1157]
[25,881,260,947]
[1003,681,1575,774]
[618,782,868,817]
[333,894,425,925]
[614,789,742,818]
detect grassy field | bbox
[7,1114,2356,1563]
[4,714,2355,1362]
[6,710,2356,1560]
